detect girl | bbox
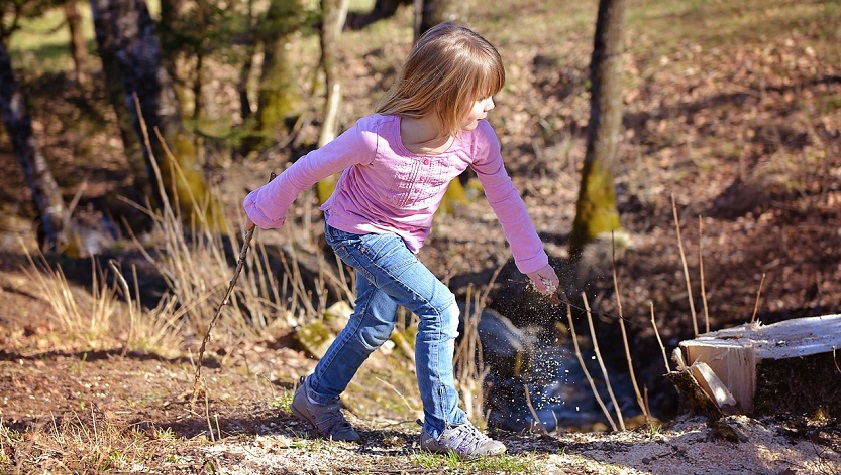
[243,21,559,458]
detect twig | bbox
[523,384,549,435]
[190,172,275,407]
[205,390,214,442]
[565,304,617,431]
[583,293,625,431]
[612,232,647,420]
[833,347,841,375]
[650,302,670,375]
[671,194,699,337]
[699,216,710,333]
[750,273,766,324]
[375,376,417,414]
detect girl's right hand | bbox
[526,264,559,297]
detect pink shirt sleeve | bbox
[243,125,374,229]
[470,122,548,275]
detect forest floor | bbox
[2,0,841,473]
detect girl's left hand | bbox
[526,264,559,296]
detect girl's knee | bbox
[443,301,460,337]
[357,322,395,350]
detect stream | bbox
[467,305,639,433]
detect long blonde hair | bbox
[377,22,506,139]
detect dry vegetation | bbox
[1,0,841,473]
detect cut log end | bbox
[669,315,841,419]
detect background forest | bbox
[1,0,840,473]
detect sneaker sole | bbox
[422,444,507,459]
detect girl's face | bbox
[460,97,495,131]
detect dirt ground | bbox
[1,304,840,474]
[2,1,841,473]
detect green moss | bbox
[293,319,334,359]
[569,158,621,258]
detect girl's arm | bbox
[243,125,372,229]
[470,123,559,293]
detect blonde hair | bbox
[377,22,505,139]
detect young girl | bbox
[243,21,559,458]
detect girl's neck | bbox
[400,115,453,155]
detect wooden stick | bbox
[566,304,617,431]
[651,303,670,375]
[699,216,710,333]
[191,173,275,407]
[671,194,699,337]
[523,384,549,435]
[611,232,647,419]
[750,273,766,324]
[583,293,625,430]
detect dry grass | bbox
[1,409,158,474]
[21,250,120,347]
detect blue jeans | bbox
[303,223,466,439]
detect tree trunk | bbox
[568,0,626,262]
[65,0,90,86]
[413,0,472,214]
[415,0,468,40]
[253,0,306,152]
[318,0,346,147]
[106,0,216,226]
[670,315,841,419]
[0,42,68,250]
[90,0,149,206]
[345,0,410,30]
[316,0,348,203]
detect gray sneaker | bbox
[290,376,360,442]
[420,421,506,459]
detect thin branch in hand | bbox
[190,173,275,407]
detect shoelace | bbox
[314,402,354,437]
[443,424,489,455]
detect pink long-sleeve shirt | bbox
[243,114,548,274]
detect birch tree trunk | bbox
[0,42,68,250]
